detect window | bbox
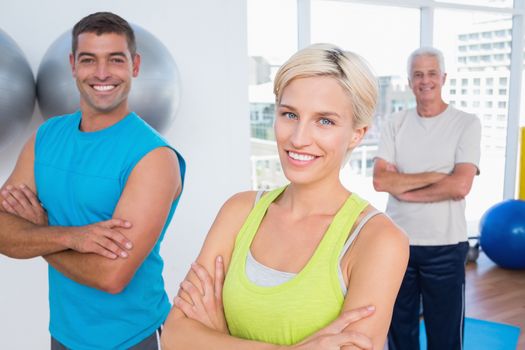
[248,0,297,189]
[435,0,512,8]
[311,1,419,78]
[262,106,274,121]
[311,0,419,206]
[246,1,521,229]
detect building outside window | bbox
[247,0,297,189]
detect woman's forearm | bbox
[161,313,285,350]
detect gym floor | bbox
[465,252,525,349]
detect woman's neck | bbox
[279,180,350,218]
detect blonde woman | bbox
[162,43,409,350]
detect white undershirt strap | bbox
[254,190,265,206]
[338,210,382,295]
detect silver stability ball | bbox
[0,28,36,151]
[36,24,181,133]
[35,30,76,122]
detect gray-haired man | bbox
[373,47,481,350]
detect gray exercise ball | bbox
[36,24,181,133]
[0,28,36,151]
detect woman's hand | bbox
[174,256,229,333]
[291,306,375,350]
[1,184,48,226]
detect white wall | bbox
[0,1,250,349]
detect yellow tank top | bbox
[222,186,369,345]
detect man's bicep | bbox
[451,163,478,192]
[455,117,481,173]
[453,163,478,177]
[111,147,181,282]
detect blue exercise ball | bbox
[36,24,181,133]
[479,200,525,269]
[0,28,36,151]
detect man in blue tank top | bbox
[0,12,185,349]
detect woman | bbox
[162,43,409,349]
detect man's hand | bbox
[66,220,134,259]
[2,184,47,226]
[1,184,133,260]
[385,162,398,173]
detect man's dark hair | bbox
[72,12,136,57]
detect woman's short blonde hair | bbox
[273,43,378,129]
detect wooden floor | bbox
[465,252,525,349]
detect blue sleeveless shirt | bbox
[34,111,186,350]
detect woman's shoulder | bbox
[354,207,408,255]
[221,190,259,210]
[213,191,260,227]
[344,206,409,280]
[195,191,261,264]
